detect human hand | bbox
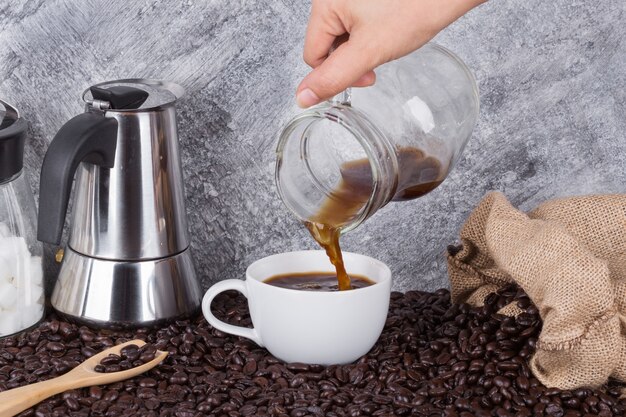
[297,0,487,108]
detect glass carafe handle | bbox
[328,34,352,107]
[331,88,352,106]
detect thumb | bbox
[296,38,380,108]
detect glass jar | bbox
[276,43,480,233]
[0,100,44,337]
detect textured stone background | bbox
[1,0,624,293]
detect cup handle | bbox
[201,279,263,347]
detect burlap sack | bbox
[447,191,626,390]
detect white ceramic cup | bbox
[201,250,392,365]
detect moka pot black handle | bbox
[37,112,118,245]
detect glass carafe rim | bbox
[275,103,397,235]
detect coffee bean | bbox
[240,404,257,415]
[468,359,485,373]
[372,394,391,405]
[165,371,185,385]
[493,376,511,388]
[99,354,121,366]
[102,390,118,402]
[139,377,157,388]
[498,350,516,361]
[139,345,157,363]
[497,361,518,371]
[515,375,530,391]
[119,345,140,362]
[1,285,624,416]
[91,400,109,413]
[45,342,65,353]
[545,403,565,417]
[452,361,468,372]
[428,386,447,397]
[485,362,497,377]
[286,374,304,388]
[243,359,257,375]
[436,352,452,365]
[287,362,310,372]
[63,397,79,411]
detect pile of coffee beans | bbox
[94,343,159,373]
[1,285,625,417]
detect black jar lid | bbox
[0,100,27,183]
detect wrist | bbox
[434,0,488,31]
[453,0,488,16]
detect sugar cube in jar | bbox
[0,100,44,336]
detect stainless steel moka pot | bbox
[37,79,202,327]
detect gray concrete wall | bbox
[1,0,624,292]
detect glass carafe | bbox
[0,100,44,337]
[276,43,480,233]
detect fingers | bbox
[299,1,377,107]
[352,71,376,87]
[303,1,347,68]
[296,39,379,108]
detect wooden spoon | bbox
[0,339,167,417]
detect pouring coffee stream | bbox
[303,143,446,291]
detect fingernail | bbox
[296,88,320,108]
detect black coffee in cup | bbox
[263,272,374,292]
